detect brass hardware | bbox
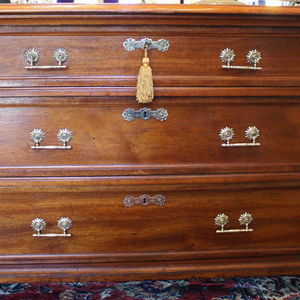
[31,218,46,234]
[32,217,72,237]
[25,48,68,69]
[219,127,235,144]
[220,48,236,66]
[30,129,46,146]
[57,217,72,235]
[123,38,169,52]
[221,48,262,70]
[215,212,253,233]
[220,126,260,147]
[30,129,72,149]
[57,129,73,147]
[245,126,260,143]
[247,50,262,68]
[124,194,166,207]
[52,48,69,66]
[26,66,67,70]
[122,108,168,121]
[214,213,229,231]
[124,38,169,104]
[238,212,253,230]
[24,48,41,66]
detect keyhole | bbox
[144,111,148,118]
[143,197,147,204]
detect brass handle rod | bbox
[222,143,260,147]
[33,233,71,237]
[25,66,67,70]
[216,229,253,233]
[31,145,72,150]
[222,65,262,70]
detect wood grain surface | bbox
[0,4,299,282]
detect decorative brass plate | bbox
[123,38,169,52]
[123,194,166,207]
[122,108,168,121]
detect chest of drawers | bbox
[0,4,300,283]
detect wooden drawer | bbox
[0,175,300,261]
[1,4,300,90]
[2,34,300,89]
[1,99,300,176]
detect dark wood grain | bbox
[0,4,299,282]
[0,5,299,90]
[0,103,298,175]
[0,255,300,283]
[0,179,299,263]
[2,35,300,81]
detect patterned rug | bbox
[0,276,300,299]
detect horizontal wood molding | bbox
[0,87,300,98]
[0,5,300,19]
[2,247,300,265]
[0,76,300,89]
[0,173,299,193]
[0,95,300,107]
[2,163,300,177]
[0,255,300,283]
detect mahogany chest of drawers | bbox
[0,4,300,283]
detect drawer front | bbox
[2,34,300,88]
[0,102,300,175]
[0,179,300,260]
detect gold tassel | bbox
[136,45,154,103]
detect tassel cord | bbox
[136,44,154,104]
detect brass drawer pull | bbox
[122,108,168,121]
[215,213,253,233]
[123,194,166,207]
[220,126,260,147]
[220,49,262,70]
[30,129,72,149]
[31,217,72,237]
[24,48,69,69]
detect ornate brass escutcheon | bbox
[123,38,169,52]
[123,194,166,207]
[122,108,168,121]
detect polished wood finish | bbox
[0,5,300,92]
[1,179,300,255]
[0,4,300,282]
[1,102,300,175]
